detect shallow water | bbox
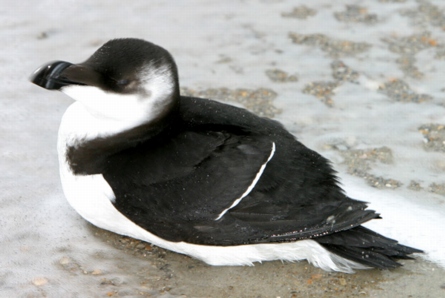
[2,0,445,297]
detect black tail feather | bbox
[315,226,423,269]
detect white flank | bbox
[215,142,276,220]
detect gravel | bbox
[288,33,372,58]
[400,0,445,28]
[331,60,360,83]
[419,123,445,152]
[181,87,281,118]
[334,5,378,24]
[265,68,298,82]
[281,5,317,19]
[336,146,403,189]
[302,81,339,107]
[379,79,433,103]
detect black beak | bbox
[30,61,75,90]
[30,61,101,91]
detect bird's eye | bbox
[116,79,130,86]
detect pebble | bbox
[32,277,48,286]
[59,256,81,273]
[136,243,146,249]
[265,69,298,82]
[338,277,347,286]
[100,277,123,286]
[59,256,71,265]
[36,32,48,40]
[91,269,102,275]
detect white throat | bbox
[58,62,176,145]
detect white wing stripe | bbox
[215,142,276,221]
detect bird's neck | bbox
[58,98,180,175]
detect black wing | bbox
[103,127,276,242]
[102,97,380,246]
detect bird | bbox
[30,38,422,273]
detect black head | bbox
[81,38,179,94]
[30,38,180,123]
[31,38,179,95]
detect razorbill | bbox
[30,38,421,273]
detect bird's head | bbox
[30,38,179,124]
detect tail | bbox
[314,226,423,269]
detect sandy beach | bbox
[2,0,445,297]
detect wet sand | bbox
[88,226,444,297]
